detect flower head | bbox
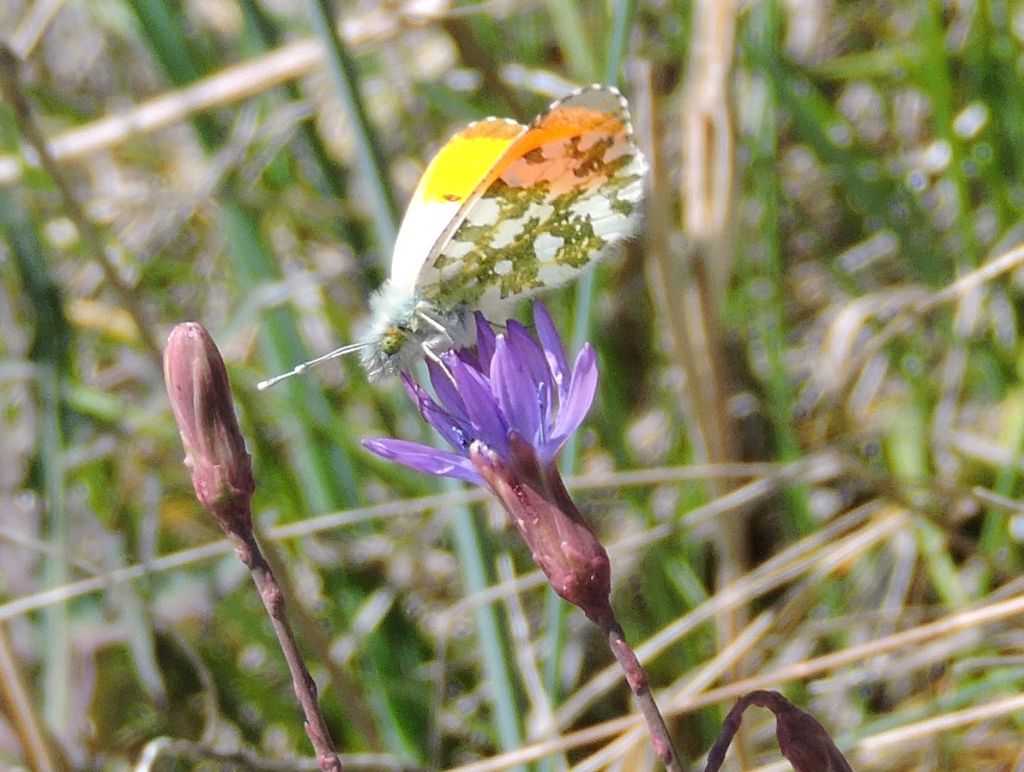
[364,302,611,621]
[164,322,254,536]
[363,301,598,485]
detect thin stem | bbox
[594,613,682,771]
[255,524,382,749]
[703,692,757,771]
[0,44,162,366]
[306,0,398,250]
[231,530,341,772]
[0,622,67,772]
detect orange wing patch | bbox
[501,105,627,162]
[416,85,646,312]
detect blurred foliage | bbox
[2,0,1024,770]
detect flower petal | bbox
[403,372,437,419]
[533,301,570,399]
[507,320,552,393]
[427,357,467,421]
[491,335,542,445]
[401,371,470,451]
[506,319,554,430]
[455,347,482,372]
[474,312,497,369]
[545,343,598,455]
[421,399,477,452]
[367,301,597,487]
[449,355,510,456]
[363,438,482,483]
[401,371,419,400]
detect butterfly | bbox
[259,84,646,390]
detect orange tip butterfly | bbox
[258,84,646,390]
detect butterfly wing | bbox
[414,85,647,314]
[388,118,527,294]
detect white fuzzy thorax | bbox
[359,280,477,380]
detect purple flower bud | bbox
[704,691,853,772]
[772,694,853,772]
[164,322,254,537]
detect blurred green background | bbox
[2,0,1024,769]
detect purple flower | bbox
[364,302,612,621]
[363,301,598,485]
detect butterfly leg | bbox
[421,343,459,384]
[414,308,458,345]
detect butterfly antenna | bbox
[257,341,368,390]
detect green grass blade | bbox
[551,0,636,718]
[306,0,398,251]
[447,485,525,758]
[738,0,813,534]
[546,0,599,82]
[0,189,72,741]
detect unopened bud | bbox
[164,322,254,536]
[706,691,853,772]
[770,692,853,772]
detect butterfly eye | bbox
[380,329,407,357]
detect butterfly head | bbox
[379,327,407,358]
[257,281,477,389]
[360,281,477,380]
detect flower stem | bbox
[594,613,682,771]
[230,530,341,772]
